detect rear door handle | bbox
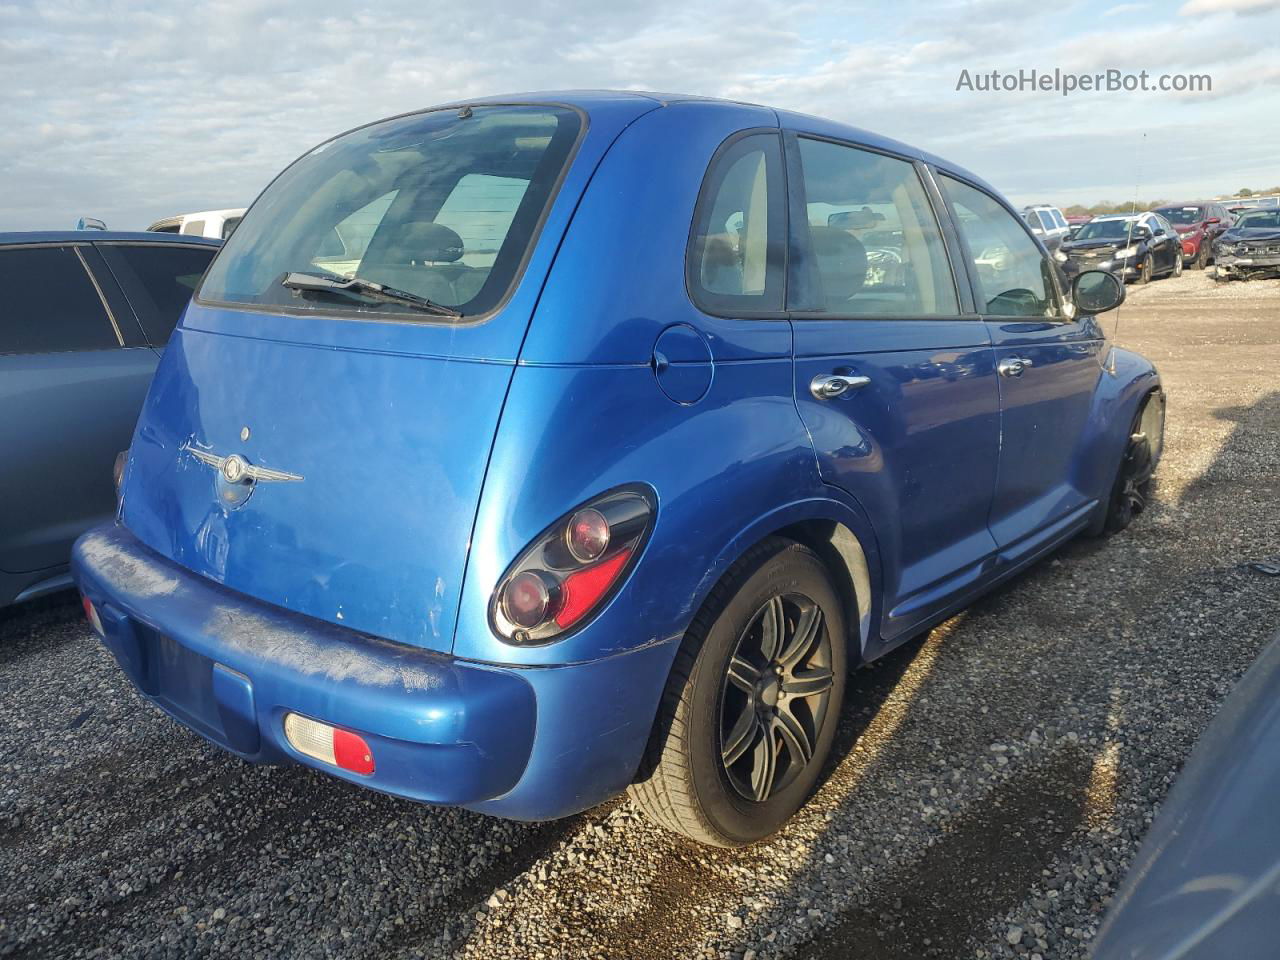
[810,374,871,400]
[997,357,1034,378]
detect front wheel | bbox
[1095,392,1164,535]
[628,539,847,847]
[1137,254,1154,284]
[1172,252,1183,277]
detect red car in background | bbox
[1154,201,1234,270]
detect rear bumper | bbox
[72,524,676,819]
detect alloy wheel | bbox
[718,594,835,802]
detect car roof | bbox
[1155,202,1206,209]
[0,231,222,246]
[414,90,1003,202]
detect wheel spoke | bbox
[781,666,833,700]
[759,595,785,661]
[727,654,761,694]
[774,708,813,769]
[778,603,823,670]
[749,726,778,801]
[722,704,762,767]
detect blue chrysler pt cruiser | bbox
[74,91,1162,846]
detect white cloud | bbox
[1180,0,1280,14]
[1102,3,1151,16]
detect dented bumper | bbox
[1214,251,1280,280]
[72,523,537,805]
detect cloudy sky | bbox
[2,0,1278,231]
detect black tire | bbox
[1137,254,1153,284]
[1172,251,1183,278]
[1191,244,1207,270]
[1093,394,1162,536]
[628,538,847,847]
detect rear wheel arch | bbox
[675,508,882,677]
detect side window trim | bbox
[780,131,970,321]
[685,127,789,319]
[78,244,145,347]
[933,170,1068,322]
[94,241,218,347]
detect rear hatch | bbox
[119,98,654,652]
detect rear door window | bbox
[0,246,120,355]
[97,243,217,345]
[199,104,583,320]
[941,176,1061,319]
[791,137,959,317]
[687,132,786,314]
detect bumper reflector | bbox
[81,595,103,636]
[284,713,375,775]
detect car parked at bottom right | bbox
[1153,201,1233,270]
[1055,212,1183,284]
[1213,206,1280,281]
[1093,630,1280,959]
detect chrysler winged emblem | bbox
[183,443,304,484]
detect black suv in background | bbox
[0,232,219,606]
[1055,212,1182,284]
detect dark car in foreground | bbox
[0,232,219,606]
[1055,212,1182,283]
[1213,207,1280,281]
[72,91,1160,846]
[1093,630,1280,959]
[1154,202,1233,270]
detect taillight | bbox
[81,595,103,636]
[490,487,655,645]
[283,713,375,775]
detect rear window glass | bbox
[199,105,582,320]
[97,243,217,345]
[181,220,206,236]
[0,246,119,355]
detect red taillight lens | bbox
[490,487,654,645]
[81,595,103,635]
[555,548,632,628]
[284,713,375,775]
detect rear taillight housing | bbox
[490,487,655,645]
[283,713,375,775]
[81,595,103,636]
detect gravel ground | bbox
[1,269,1278,960]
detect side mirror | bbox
[76,216,107,231]
[1133,228,1152,241]
[1205,217,1220,226]
[1072,270,1125,315]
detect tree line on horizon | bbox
[1062,186,1280,218]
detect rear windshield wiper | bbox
[281,272,462,318]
